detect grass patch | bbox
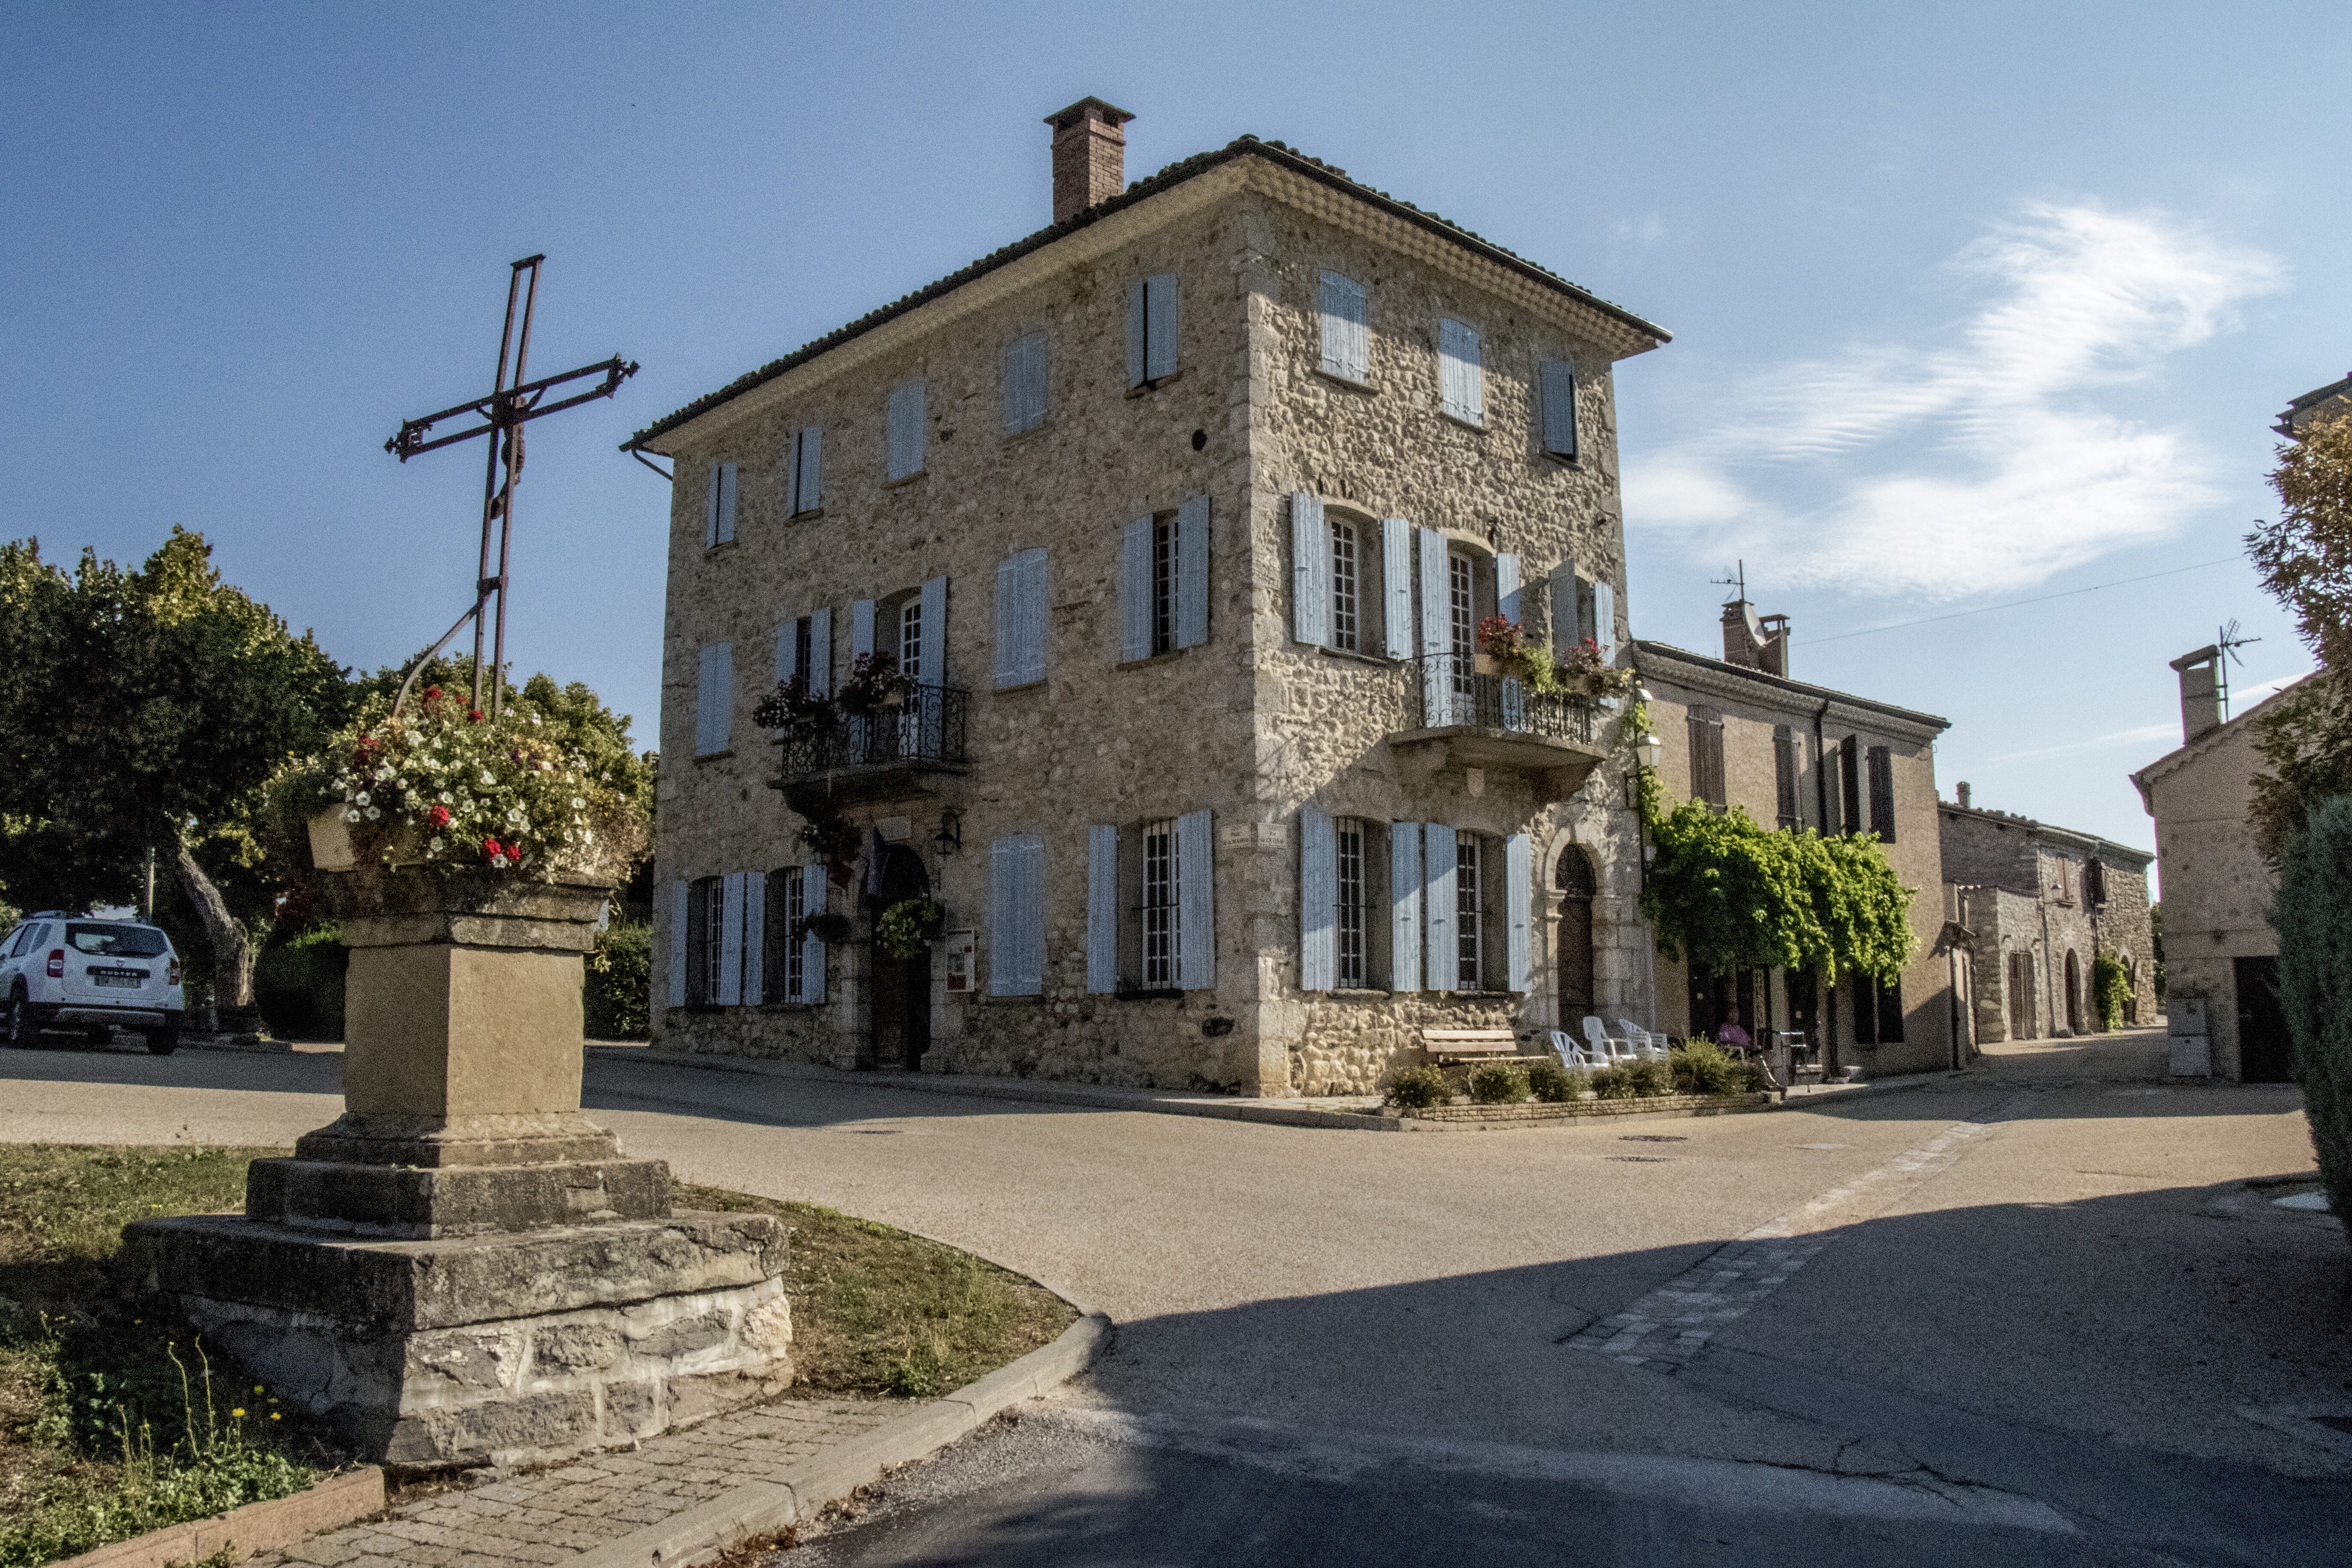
[673,1182,1075,1400]
[0,1144,320,1568]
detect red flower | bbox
[429,805,451,830]
[468,708,484,723]
[424,686,442,704]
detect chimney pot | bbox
[1957,782,1972,809]
[2168,644,2224,743]
[1044,97,1135,224]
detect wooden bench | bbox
[1422,1027,1520,1063]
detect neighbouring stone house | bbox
[1938,785,2155,1045]
[2131,649,2313,1083]
[1633,599,1964,1078]
[2274,370,2350,439]
[622,101,1672,1095]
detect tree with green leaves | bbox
[2271,794,2352,1231]
[0,529,350,1012]
[2246,413,2352,859]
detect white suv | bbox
[1,911,186,1055]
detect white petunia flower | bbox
[355,791,371,807]
[429,837,444,853]
[365,806,381,821]
[346,808,362,823]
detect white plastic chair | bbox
[1548,1030,1589,1070]
[1583,1016,1633,1066]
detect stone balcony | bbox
[769,683,971,813]
[1389,655,1611,799]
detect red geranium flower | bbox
[424,686,441,704]
[468,708,484,723]
[429,805,451,830]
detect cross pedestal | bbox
[128,829,793,1471]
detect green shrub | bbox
[2273,795,2352,1228]
[585,919,652,1040]
[252,926,345,1039]
[2091,951,2130,1031]
[1469,1063,1528,1104]
[1669,1039,1737,1095]
[1629,1057,1675,1097]
[1386,1064,1452,1111]
[1590,1064,1635,1099]
[1527,1060,1583,1103]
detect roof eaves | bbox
[624,134,1670,453]
[1630,639,1950,732]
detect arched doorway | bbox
[1555,846,1596,1031]
[2063,950,2082,1035]
[870,845,932,1070]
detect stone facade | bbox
[2132,671,2312,1082]
[1939,797,2156,1043]
[632,131,1672,1096]
[1632,631,1962,1078]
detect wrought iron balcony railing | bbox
[1413,654,1599,744]
[772,683,970,785]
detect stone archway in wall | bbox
[1555,844,1598,1032]
[870,845,932,1071]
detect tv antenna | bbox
[1710,560,1748,603]
[383,255,638,720]
[2215,618,2261,718]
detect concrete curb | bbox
[55,1465,385,1568]
[565,1307,1112,1568]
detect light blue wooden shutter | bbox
[775,617,796,687]
[1496,554,1521,624]
[1005,332,1047,433]
[1319,272,1367,381]
[1120,518,1152,661]
[1423,823,1458,992]
[1389,824,1423,992]
[669,879,689,1006]
[1299,805,1335,992]
[793,428,822,513]
[887,381,925,480]
[1176,494,1209,649]
[1382,518,1414,659]
[716,463,738,544]
[1021,836,1046,993]
[704,463,723,547]
[719,872,745,1005]
[695,644,732,755]
[918,576,948,686]
[800,866,827,1004]
[1176,807,1214,991]
[1439,319,1482,423]
[1418,529,1449,725]
[808,607,832,697]
[1541,359,1577,459]
[743,870,766,1004]
[1504,834,1531,992]
[990,835,1043,996]
[1127,281,1148,388]
[1019,549,1047,683]
[1087,824,1118,993]
[1145,273,1180,381]
[1550,562,1580,656]
[1593,580,1617,665]
[995,556,1021,687]
[851,599,876,664]
[1291,492,1328,646]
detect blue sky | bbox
[6,2,2346,875]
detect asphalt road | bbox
[3,1029,2345,1564]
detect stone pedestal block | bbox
[133,855,795,1469]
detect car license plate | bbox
[92,969,146,988]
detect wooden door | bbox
[868,845,933,1071]
[1554,848,1595,1029]
[2007,951,2036,1041]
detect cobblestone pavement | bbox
[253,1399,897,1568]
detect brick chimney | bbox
[1044,97,1134,224]
[2170,643,2224,742]
[1720,600,1791,678]
[1956,781,1972,808]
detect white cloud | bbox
[1611,214,1669,250]
[1984,722,2179,765]
[1624,202,2286,598]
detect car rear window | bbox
[66,923,169,958]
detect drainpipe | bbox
[1812,698,1837,1075]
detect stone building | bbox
[2275,370,2351,439]
[2130,651,2312,1082]
[1938,786,2155,1045]
[623,101,1671,1095]
[1633,599,1964,1078]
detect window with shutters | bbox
[1319,271,1369,383]
[1687,706,1726,811]
[1839,738,1862,835]
[988,835,1045,997]
[2084,857,2108,907]
[1449,552,1476,701]
[1774,725,1801,830]
[705,462,738,548]
[1141,817,1177,989]
[1438,318,1483,426]
[1335,818,1367,987]
[685,876,723,1007]
[1003,331,1048,435]
[694,644,734,757]
[899,599,923,685]
[1329,521,1360,653]
[1455,834,1482,989]
[886,381,926,482]
[787,427,823,517]
[773,610,831,701]
[994,548,1048,689]
[1866,746,1895,843]
[1152,519,1177,657]
[1540,358,1578,460]
[1129,273,1181,389]
[781,867,806,1001]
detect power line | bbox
[1798,556,2245,646]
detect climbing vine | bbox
[2091,950,2131,1031]
[1639,799,1915,984]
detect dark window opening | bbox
[1839,738,1862,836]
[1867,746,1895,843]
[1688,706,1726,810]
[1151,520,1176,657]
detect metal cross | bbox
[385,255,637,719]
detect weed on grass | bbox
[671,1183,1075,1400]
[0,1144,322,1568]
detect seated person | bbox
[1715,1008,1752,1052]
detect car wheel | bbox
[144,1027,179,1057]
[4,993,35,1049]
